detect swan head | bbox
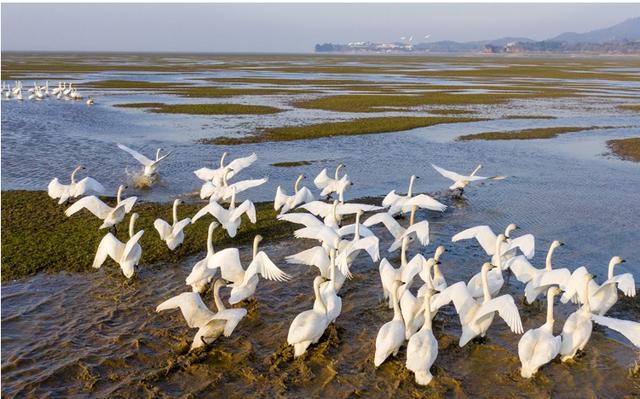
[254,234,264,244]
[213,278,226,291]
[481,262,494,273]
[505,223,518,237]
[548,286,562,297]
[610,256,625,267]
[551,240,564,250]
[497,233,507,244]
[173,198,183,206]
[434,245,445,261]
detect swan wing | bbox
[313,168,331,189]
[229,177,268,194]
[286,246,330,275]
[48,178,69,202]
[154,150,173,164]
[560,266,589,304]
[509,234,535,259]
[505,255,538,284]
[431,163,466,182]
[246,252,291,282]
[117,143,153,166]
[533,268,572,290]
[405,194,447,212]
[226,153,257,175]
[593,273,636,298]
[591,315,640,348]
[451,225,497,256]
[349,235,380,262]
[382,190,401,208]
[123,230,145,262]
[65,196,112,219]
[155,292,213,328]
[172,218,192,234]
[209,248,243,277]
[430,281,475,323]
[231,200,256,223]
[274,186,289,211]
[192,202,225,223]
[154,218,172,240]
[402,254,426,283]
[75,177,106,196]
[401,221,430,246]
[212,309,248,337]
[299,201,332,217]
[92,233,124,268]
[337,223,375,238]
[119,196,137,213]
[363,212,404,238]
[476,295,524,334]
[294,187,315,206]
[193,167,218,182]
[294,226,339,247]
[336,203,383,215]
[278,213,324,228]
[199,181,217,199]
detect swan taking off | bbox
[518,287,562,378]
[192,187,256,238]
[92,213,144,278]
[154,199,191,250]
[200,169,267,203]
[274,174,315,214]
[452,223,534,266]
[117,143,172,178]
[48,165,105,204]
[431,163,506,197]
[288,276,330,357]
[65,185,137,229]
[194,152,257,187]
[314,164,352,202]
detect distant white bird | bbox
[374,280,406,367]
[154,199,191,250]
[314,164,351,202]
[92,213,144,278]
[452,223,534,266]
[86,97,94,105]
[194,152,257,186]
[591,314,640,348]
[288,275,330,357]
[48,165,105,204]
[431,263,524,347]
[274,174,315,214]
[156,284,246,350]
[518,287,562,378]
[431,163,506,196]
[65,185,137,229]
[219,235,290,304]
[406,288,438,386]
[200,169,268,203]
[192,187,256,237]
[117,143,172,177]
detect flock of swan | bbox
[46,149,638,386]
[1,81,93,104]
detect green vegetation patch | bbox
[270,161,313,167]
[618,104,640,112]
[607,137,640,162]
[114,103,282,115]
[206,116,486,145]
[1,191,295,281]
[458,126,615,141]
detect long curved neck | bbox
[129,216,135,238]
[223,169,231,186]
[408,176,415,197]
[582,279,591,312]
[481,267,491,302]
[206,223,215,257]
[252,237,260,259]
[117,186,124,203]
[470,164,482,177]
[314,279,327,314]
[219,152,227,168]
[546,291,556,326]
[70,167,81,184]
[354,212,361,239]
[230,188,236,209]
[607,259,616,279]
[409,205,417,226]
[391,285,402,321]
[213,282,225,311]
[172,200,179,224]
[422,293,432,330]
[494,238,504,271]
[401,237,408,267]
[155,149,161,161]
[425,260,434,288]
[294,175,303,193]
[332,202,338,224]
[334,165,343,180]
[545,244,556,271]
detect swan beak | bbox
[559,242,565,246]
[435,260,441,265]
[621,259,626,263]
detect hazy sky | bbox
[2,3,640,52]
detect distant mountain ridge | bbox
[550,16,640,44]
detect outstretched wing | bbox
[274,186,289,211]
[65,196,112,219]
[382,190,402,208]
[591,315,640,348]
[299,201,332,217]
[278,212,324,228]
[155,292,213,329]
[48,178,69,202]
[313,168,331,189]
[232,200,256,223]
[336,203,383,215]
[509,234,535,259]
[592,273,636,298]
[431,163,467,182]
[430,282,476,324]
[117,143,153,166]
[173,218,192,234]
[533,268,572,291]
[211,308,248,337]
[92,233,124,268]
[229,178,268,194]
[154,218,172,240]
[286,246,330,275]
[294,187,315,206]
[210,248,243,280]
[452,225,497,256]
[405,194,447,212]
[75,177,106,196]
[192,202,226,223]
[295,226,340,247]
[560,266,589,304]
[363,212,404,238]
[245,252,291,284]
[337,223,375,238]
[475,295,524,334]
[401,221,430,246]
[123,230,145,262]
[505,255,538,284]
[227,153,257,175]
[119,196,137,213]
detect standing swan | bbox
[65,185,137,229]
[374,280,406,367]
[320,249,342,324]
[406,289,438,385]
[192,187,256,238]
[466,234,508,299]
[560,273,594,362]
[313,164,351,202]
[48,165,105,204]
[117,143,172,177]
[92,213,144,278]
[154,199,191,250]
[518,287,562,378]
[194,152,257,186]
[288,276,330,357]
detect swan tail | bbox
[414,371,434,386]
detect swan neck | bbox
[401,237,408,267]
[332,202,338,224]
[206,223,215,256]
[408,176,415,197]
[582,278,591,311]
[117,186,123,203]
[70,166,81,184]
[546,290,556,326]
[129,216,135,238]
[213,282,225,311]
[354,212,361,239]
[391,284,402,321]
[409,205,417,226]
[481,266,492,302]
[172,200,179,225]
[423,293,432,330]
[314,279,327,314]
[607,259,616,279]
[252,237,260,259]
[495,238,503,270]
[294,175,303,193]
[230,188,236,208]
[220,152,227,168]
[155,148,161,161]
[471,164,482,177]
[334,165,342,180]
[545,244,556,271]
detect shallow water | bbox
[2,55,640,397]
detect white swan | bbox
[192,187,256,238]
[219,235,290,304]
[431,262,524,347]
[86,97,94,105]
[194,152,257,186]
[560,273,594,361]
[65,185,137,229]
[518,241,571,304]
[400,255,432,339]
[299,200,382,228]
[156,283,246,350]
[313,164,351,202]
[591,314,640,348]
[430,246,448,291]
[431,163,506,196]
[374,280,406,367]
[319,249,342,324]
[200,168,268,203]
[406,288,438,385]
[154,199,191,250]
[379,236,424,308]
[335,210,380,276]
[518,287,562,378]
[382,174,419,214]
[48,165,105,204]
[288,275,330,357]
[560,257,635,316]
[92,213,144,278]
[117,143,172,177]
[452,223,534,266]
[466,234,507,299]
[364,209,430,252]
[274,174,314,214]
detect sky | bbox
[2,3,640,53]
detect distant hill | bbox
[550,17,640,44]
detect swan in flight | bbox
[560,257,634,316]
[431,163,506,197]
[452,223,534,266]
[364,207,430,252]
[375,280,406,367]
[299,200,382,228]
[591,314,640,348]
[518,287,562,378]
[200,169,268,203]
[466,234,508,299]
[406,289,438,385]
[192,187,256,238]
[154,199,191,250]
[274,174,315,214]
[92,213,144,278]
[117,143,172,177]
[288,276,330,357]
[48,165,105,204]
[512,241,570,304]
[560,273,594,361]
[65,185,137,229]
[156,284,246,350]
[431,262,524,347]
[194,152,257,186]
[314,164,351,202]
[219,235,290,304]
